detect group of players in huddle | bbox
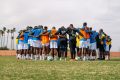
[16,22,112,61]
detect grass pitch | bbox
[0,56,120,80]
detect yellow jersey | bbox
[76,35,80,47]
[16,39,19,44]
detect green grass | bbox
[0,56,120,80]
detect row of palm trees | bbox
[0,27,16,50]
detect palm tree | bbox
[0,30,2,47]
[6,29,10,48]
[10,29,13,50]
[12,28,16,50]
[10,28,16,50]
[0,30,4,48]
[2,27,6,47]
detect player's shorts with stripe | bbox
[105,45,109,52]
[79,40,88,48]
[50,40,58,48]
[18,40,24,50]
[23,43,29,49]
[32,40,42,48]
[90,42,96,50]
[86,39,90,48]
[28,39,33,46]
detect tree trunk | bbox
[13,33,14,50]
[6,33,9,48]
[3,34,5,47]
[0,35,2,47]
[1,35,3,47]
[11,33,12,50]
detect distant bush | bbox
[0,47,9,50]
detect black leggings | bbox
[70,47,76,59]
[99,45,105,60]
[69,39,76,59]
[59,48,67,58]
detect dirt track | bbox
[0,50,16,56]
[0,50,120,57]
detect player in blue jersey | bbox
[29,26,37,60]
[23,27,30,59]
[89,28,97,60]
[31,26,43,60]
[28,27,35,60]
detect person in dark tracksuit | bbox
[95,33,101,59]
[56,26,68,61]
[66,24,83,60]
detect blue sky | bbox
[0,0,120,51]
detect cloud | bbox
[0,0,120,51]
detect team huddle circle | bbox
[16,23,112,61]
